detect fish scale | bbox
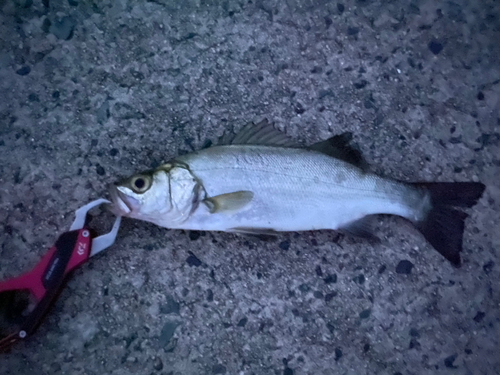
[174,145,420,232]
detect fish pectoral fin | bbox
[219,119,299,147]
[203,191,254,214]
[228,227,279,236]
[309,133,369,171]
[340,216,380,242]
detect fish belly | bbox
[174,145,420,232]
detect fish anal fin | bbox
[219,119,298,147]
[340,216,380,242]
[203,191,254,214]
[228,227,279,236]
[310,133,369,171]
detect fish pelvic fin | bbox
[412,182,486,267]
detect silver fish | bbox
[110,119,485,267]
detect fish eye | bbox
[134,178,145,189]
[130,175,151,193]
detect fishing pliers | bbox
[0,199,121,350]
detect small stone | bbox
[396,260,414,274]
[186,252,202,267]
[124,332,138,348]
[160,296,180,315]
[279,240,290,251]
[212,364,227,374]
[42,18,51,33]
[359,309,371,319]
[483,260,494,274]
[347,26,359,35]
[318,89,333,99]
[409,338,420,349]
[325,291,337,302]
[189,231,201,241]
[444,354,457,368]
[313,291,323,299]
[159,321,179,348]
[354,274,365,284]
[206,289,214,302]
[16,66,31,76]
[334,348,343,361]
[97,101,110,123]
[324,274,337,284]
[315,265,323,276]
[294,102,305,114]
[326,322,335,333]
[311,66,322,74]
[324,16,332,28]
[49,16,76,40]
[298,283,310,292]
[96,164,105,176]
[153,357,163,371]
[409,328,420,337]
[15,0,33,8]
[237,317,248,327]
[428,40,443,55]
[354,80,368,89]
[473,311,485,322]
[28,93,39,102]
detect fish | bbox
[110,119,485,267]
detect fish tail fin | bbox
[411,182,485,267]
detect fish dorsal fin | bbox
[309,132,369,171]
[219,119,298,147]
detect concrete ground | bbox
[0,0,499,374]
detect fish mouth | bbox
[109,184,135,216]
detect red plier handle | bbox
[0,199,121,351]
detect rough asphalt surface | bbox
[1,0,499,374]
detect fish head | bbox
[110,168,172,222]
[110,164,201,227]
